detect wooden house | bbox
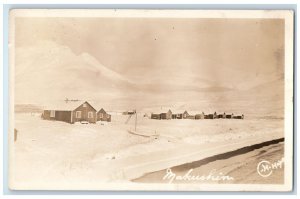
[233,114,244,119]
[172,113,183,119]
[226,113,234,119]
[187,111,204,120]
[42,101,97,124]
[160,109,172,120]
[204,114,210,119]
[97,108,111,122]
[151,109,172,120]
[205,112,218,119]
[151,113,161,120]
[186,115,196,119]
[177,110,203,120]
[182,111,189,119]
[172,109,189,119]
[218,112,226,119]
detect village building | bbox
[172,113,183,119]
[226,113,234,119]
[205,112,218,119]
[218,112,226,119]
[160,109,172,120]
[97,108,111,122]
[150,113,161,120]
[233,114,244,119]
[182,111,189,119]
[42,101,97,124]
[171,109,185,119]
[183,111,193,119]
[151,109,172,120]
[186,111,204,120]
[172,110,204,120]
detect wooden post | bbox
[14,129,17,142]
[135,110,137,132]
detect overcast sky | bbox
[15,17,284,90]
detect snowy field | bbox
[11,113,284,189]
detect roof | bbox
[44,101,96,111]
[97,108,107,113]
[86,101,112,113]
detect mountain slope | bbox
[15,41,135,104]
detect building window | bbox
[99,113,103,118]
[76,111,81,118]
[88,112,93,118]
[50,110,55,117]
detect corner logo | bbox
[257,157,284,177]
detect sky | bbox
[15,17,284,89]
[12,16,285,111]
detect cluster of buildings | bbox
[42,101,111,124]
[41,100,244,124]
[150,109,244,120]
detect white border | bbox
[8,9,294,192]
[10,9,294,19]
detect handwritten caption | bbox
[163,168,234,184]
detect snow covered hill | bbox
[15,41,135,105]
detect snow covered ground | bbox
[134,142,284,184]
[10,113,284,189]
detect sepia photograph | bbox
[8,9,294,191]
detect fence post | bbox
[14,129,18,142]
